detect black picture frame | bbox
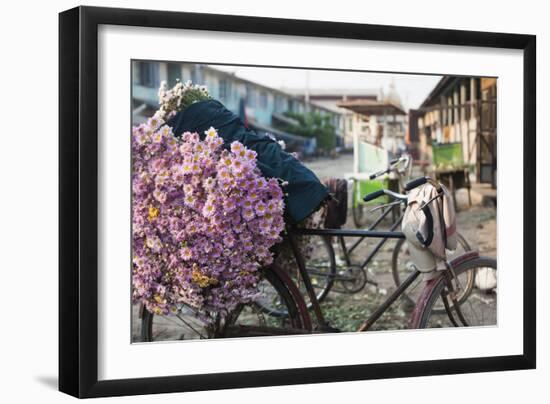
[59,5,536,398]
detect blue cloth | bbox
[165,100,329,223]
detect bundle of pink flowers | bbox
[132,117,285,317]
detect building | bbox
[411,76,497,186]
[336,82,408,156]
[131,61,345,155]
[282,88,380,149]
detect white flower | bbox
[156,80,211,120]
[204,127,218,139]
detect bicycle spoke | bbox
[176,313,207,338]
[419,257,497,329]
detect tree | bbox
[282,111,336,154]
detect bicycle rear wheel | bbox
[140,267,305,342]
[267,235,335,315]
[417,256,497,329]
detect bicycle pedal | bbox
[366,279,378,287]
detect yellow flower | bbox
[192,268,213,288]
[148,205,159,221]
[153,132,163,143]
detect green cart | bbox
[347,141,399,228]
[432,141,472,209]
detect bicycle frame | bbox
[288,223,479,331]
[346,155,411,273]
[289,225,419,331]
[343,205,405,272]
[283,174,475,332]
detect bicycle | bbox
[275,159,471,311]
[351,154,412,228]
[284,176,496,332]
[342,166,473,312]
[275,156,415,307]
[139,176,496,340]
[139,264,313,341]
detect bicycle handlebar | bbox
[363,189,385,202]
[362,175,441,207]
[363,188,408,203]
[404,176,442,192]
[368,168,390,180]
[404,176,429,191]
[368,155,410,180]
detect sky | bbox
[213,64,442,111]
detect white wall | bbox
[0,1,546,403]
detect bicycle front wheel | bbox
[140,267,305,342]
[392,232,473,313]
[417,256,497,329]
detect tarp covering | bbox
[165,100,329,223]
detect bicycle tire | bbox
[392,232,473,313]
[306,235,337,305]
[416,256,497,329]
[140,267,305,341]
[258,235,336,316]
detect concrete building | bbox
[132,61,345,155]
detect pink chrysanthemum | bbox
[132,120,285,318]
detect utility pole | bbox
[304,70,310,113]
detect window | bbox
[274,95,285,113]
[425,126,432,143]
[138,61,159,88]
[259,91,268,109]
[219,79,231,101]
[246,86,256,107]
[288,99,296,112]
[191,66,202,85]
[167,63,180,87]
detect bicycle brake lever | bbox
[368,200,402,213]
